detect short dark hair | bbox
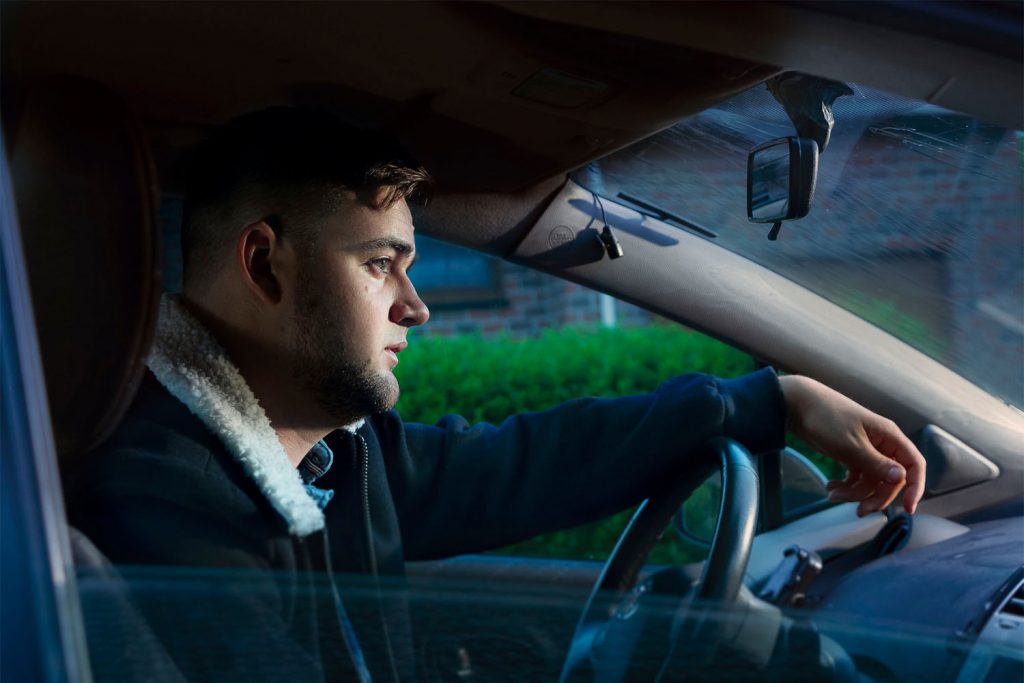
[181,107,432,287]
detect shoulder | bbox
[71,373,223,492]
[65,373,279,539]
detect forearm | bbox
[395,368,786,559]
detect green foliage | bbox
[681,478,722,542]
[395,325,752,426]
[394,324,750,564]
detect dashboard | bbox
[814,516,1024,682]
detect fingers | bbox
[826,425,905,515]
[892,431,926,515]
[826,469,857,491]
[902,458,925,514]
[827,472,877,505]
[858,430,908,486]
[856,480,902,517]
[827,472,899,516]
[866,417,927,514]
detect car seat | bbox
[9,75,181,682]
[11,75,161,458]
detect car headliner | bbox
[3,1,1021,198]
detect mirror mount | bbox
[766,72,853,154]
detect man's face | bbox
[290,195,428,423]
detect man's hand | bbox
[778,375,926,516]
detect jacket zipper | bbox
[357,433,401,682]
[318,531,373,683]
[359,434,377,575]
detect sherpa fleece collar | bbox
[146,294,363,537]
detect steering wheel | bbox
[559,437,760,683]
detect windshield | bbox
[573,83,1023,408]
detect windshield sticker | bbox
[549,225,575,249]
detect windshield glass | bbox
[573,83,1023,408]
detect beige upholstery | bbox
[10,76,161,459]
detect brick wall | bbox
[420,258,653,338]
[574,113,1022,401]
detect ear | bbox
[237,220,283,305]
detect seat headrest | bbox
[10,76,161,459]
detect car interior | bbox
[2,2,1022,682]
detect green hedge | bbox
[393,324,756,565]
[395,325,753,425]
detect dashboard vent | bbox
[871,513,913,558]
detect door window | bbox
[395,261,757,565]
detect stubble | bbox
[292,277,398,424]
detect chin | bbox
[376,372,401,412]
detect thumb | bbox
[854,438,906,484]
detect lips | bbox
[385,341,406,368]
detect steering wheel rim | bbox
[559,437,760,683]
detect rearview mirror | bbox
[747,137,818,239]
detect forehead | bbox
[322,195,416,246]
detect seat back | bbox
[7,74,173,680]
[9,75,162,459]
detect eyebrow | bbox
[352,238,418,267]
[352,238,413,254]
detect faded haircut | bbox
[181,107,432,288]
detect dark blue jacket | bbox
[67,368,786,681]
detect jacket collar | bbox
[146,294,363,537]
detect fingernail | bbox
[887,466,904,483]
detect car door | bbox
[0,129,92,683]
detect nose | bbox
[390,276,430,328]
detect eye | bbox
[367,257,392,275]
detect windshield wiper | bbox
[616,192,718,239]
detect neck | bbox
[239,364,334,467]
[274,427,332,467]
[181,294,334,467]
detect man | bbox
[68,107,925,681]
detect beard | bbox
[291,279,398,424]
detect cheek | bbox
[317,268,393,328]
[340,284,391,326]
